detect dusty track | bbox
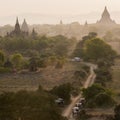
[62,63,97,119]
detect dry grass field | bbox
[0,62,88,93]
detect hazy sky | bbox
[0,0,120,25]
[0,0,119,16]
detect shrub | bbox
[114,104,120,120]
[82,84,115,108]
[29,57,38,72]
[81,65,90,73]
[4,59,13,68]
[74,70,86,79]
[0,67,12,73]
[11,53,23,69]
[0,50,5,66]
[0,89,65,120]
[55,60,64,69]
[50,83,72,104]
[94,92,115,107]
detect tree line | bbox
[0,35,76,73]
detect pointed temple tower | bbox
[7,17,30,37]
[31,28,37,38]
[84,21,88,26]
[97,6,116,25]
[21,19,29,33]
[14,17,21,34]
[60,20,63,25]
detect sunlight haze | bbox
[0,0,120,25]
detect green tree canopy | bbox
[84,38,117,61]
[73,32,97,58]
[11,53,23,69]
[50,83,72,103]
[82,84,115,107]
[0,90,65,120]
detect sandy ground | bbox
[62,64,96,119]
[0,62,86,93]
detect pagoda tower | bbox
[60,20,63,25]
[97,6,116,25]
[21,19,29,33]
[84,21,88,26]
[14,17,21,34]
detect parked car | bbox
[72,107,80,116]
[55,98,64,105]
[75,102,83,108]
[79,98,86,105]
[71,57,83,62]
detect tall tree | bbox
[84,38,116,61]
[0,50,5,66]
[11,53,23,69]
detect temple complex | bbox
[7,18,30,37]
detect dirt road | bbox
[62,63,97,119]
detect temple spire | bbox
[102,6,110,19]
[97,6,116,25]
[105,6,107,10]
[21,18,29,33]
[60,20,63,25]
[31,28,37,38]
[85,20,88,26]
[14,17,21,34]
[16,17,19,24]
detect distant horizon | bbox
[0,0,118,15]
[1,10,120,26]
[0,0,120,25]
